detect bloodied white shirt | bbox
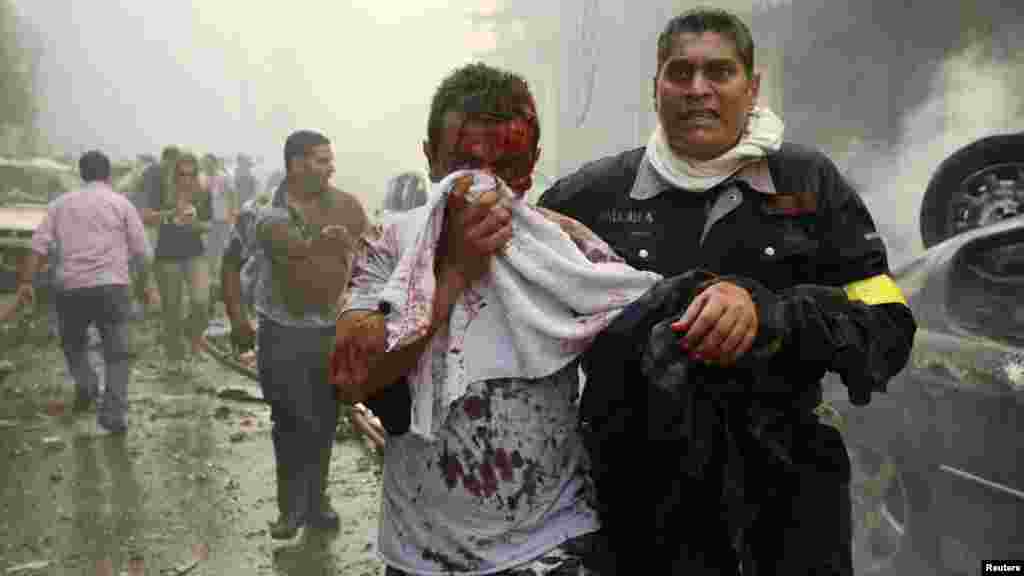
[344,208,602,575]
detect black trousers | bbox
[742,422,853,576]
[55,284,135,428]
[257,316,338,522]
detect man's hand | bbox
[331,310,388,401]
[438,175,513,288]
[671,281,758,367]
[174,204,197,226]
[15,283,34,308]
[317,224,357,254]
[231,318,257,354]
[143,285,162,310]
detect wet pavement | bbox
[0,297,385,576]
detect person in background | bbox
[150,151,213,372]
[233,154,258,208]
[378,171,428,219]
[18,150,160,433]
[200,154,236,306]
[230,130,370,540]
[133,146,180,318]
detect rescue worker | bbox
[536,8,916,574]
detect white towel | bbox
[377,170,663,440]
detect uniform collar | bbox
[630,155,777,200]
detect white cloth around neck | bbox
[645,106,784,193]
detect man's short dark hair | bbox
[658,7,755,78]
[284,130,330,173]
[161,146,180,163]
[426,62,540,154]
[79,150,111,183]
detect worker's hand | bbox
[671,280,758,367]
[331,310,388,400]
[15,282,34,308]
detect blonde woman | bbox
[152,151,213,370]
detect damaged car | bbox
[827,131,1024,575]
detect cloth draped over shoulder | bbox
[376,170,663,440]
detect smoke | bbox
[844,42,1024,268]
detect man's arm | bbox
[124,202,157,293]
[333,176,513,403]
[221,236,255,352]
[334,266,465,405]
[716,158,917,404]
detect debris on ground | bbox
[41,436,66,451]
[5,560,52,575]
[216,388,263,404]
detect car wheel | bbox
[848,443,929,574]
[920,132,1024,248]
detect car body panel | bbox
[829,214,1024,571]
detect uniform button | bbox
[639,249,649,259]
[764,246,775,256]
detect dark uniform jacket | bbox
[538,144,917,575]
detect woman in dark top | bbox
[152,151,213,371]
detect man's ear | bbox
[422,140,434,166]
[422,140,440,180]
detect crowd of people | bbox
[7,7,917,575]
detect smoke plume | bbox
[846,42,1024,268]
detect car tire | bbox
[848,442,943,575]
[920,132,1024,248]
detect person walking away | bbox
[17,150,160,433]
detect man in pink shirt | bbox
[17,150,160,433]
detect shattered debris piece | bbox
[5,560,52,575]
[42,436,66,451]
[216,388,262,403]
